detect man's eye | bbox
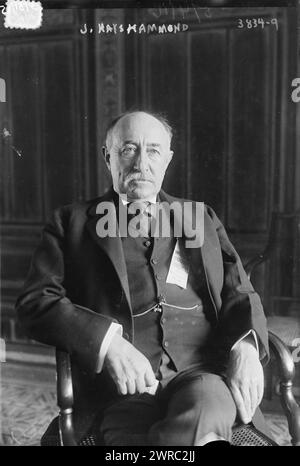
[121,146,136,156]
[147,148,160,155]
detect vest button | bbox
[151,258,158,265]
[155,273,163,280]
[144,240,151,247]
[164,341,169,348]
[161,317,166,324]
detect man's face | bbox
[104,112,173,200]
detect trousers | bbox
[99,366,237,446]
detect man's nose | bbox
[133,147,148,172]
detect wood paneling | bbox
[6,44,42,222]
[227,27,271,232]
[42,41,80,214]
[0,10,91,224]
[125,6,297,240]
[94,9,125,196]
[145,33,188,198]
[189,30,227,215]
[0,9,93,346]
[0,45,9,218]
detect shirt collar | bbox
[118,193,157,206]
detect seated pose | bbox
[16,111,269,446]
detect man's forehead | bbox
[113,113,169,141]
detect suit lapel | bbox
[159,190,219,320]
[86,189,132,312]
[159,190,202,270]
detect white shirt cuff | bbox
[96,322,123,373]
[231,329,259,353]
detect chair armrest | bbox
[245,213,280,280]
[56,349,77,446]
[268,331,300,446]
[55,334,300,446]
[245,254,267,280]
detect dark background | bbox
[0,5,299,362]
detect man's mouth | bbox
[128,178,151,183]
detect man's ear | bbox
[167,150,174,166]
[102,146,111,169]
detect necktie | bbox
[127,201,154,238]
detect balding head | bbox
[105,111,173,152]
[103,111,174,200]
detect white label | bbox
[166,240,189,289]
[4,0,43,30]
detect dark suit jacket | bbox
[16,188,269,441]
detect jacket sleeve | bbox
[15,206,116,375]
[206,206,269,366]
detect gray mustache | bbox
[126,173,152,182]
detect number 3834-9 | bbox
[237,18,279,30]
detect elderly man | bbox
[16,111,269,446]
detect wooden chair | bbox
[43,212,300,446]
[49,330,299,447]
[246,212,300,336]
[246,212,300,405]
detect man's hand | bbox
[226,339,264,424]
[104,333,158,396]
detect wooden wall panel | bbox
[227,28,271,232]
[189,30,227,216]
[42,41,80,215]
[0,10,91,349]
[126,8,296,242]
[0,45,9,219]
[145,34,188,198]
[126,9,275,231]
[93,9,125,197]
[7,44,42,222]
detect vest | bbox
[121,230,217,375]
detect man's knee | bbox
[191,374,237,429]
[168,373,235,415]
[149,373,237,446]
[190,374,237,444]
